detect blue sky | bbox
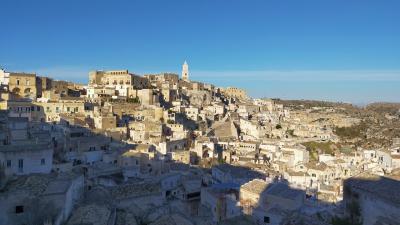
[1,0,399,103]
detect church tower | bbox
[182,60,189,81]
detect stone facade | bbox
[9,73,38,99]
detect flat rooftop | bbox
[266,183,303,200]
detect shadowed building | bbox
[344,174,400,225]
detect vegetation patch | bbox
[334,123,367,139]
[302,141,336,160]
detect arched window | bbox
[12,87,21,95]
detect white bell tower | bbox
[182,60,189,81]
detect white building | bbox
[0,68,10,86]
[185,106,200,121]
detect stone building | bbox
[144,73,179,87]
[9,73,38,99]
[136,89,160,106]
[182,61,189,81]
[88,70,149,92]
[343,174,400,225]
[240,179,269,214]
[0,173,84,225]
[221,87,247,99]
[201,184,241,222]
[0,117,53,177]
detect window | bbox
[15,206,24,214]
[67,107,70,112]
[37,106,40,111]
[6,160,11,168]
[41,158,45,165]
[264,216,270,223]
[18,159,23,172]
[17,80,20,85]
[26,80,30,85]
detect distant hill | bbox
[366,102,400,115]
[270,98,354,109]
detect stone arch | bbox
[12,87,21,95]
